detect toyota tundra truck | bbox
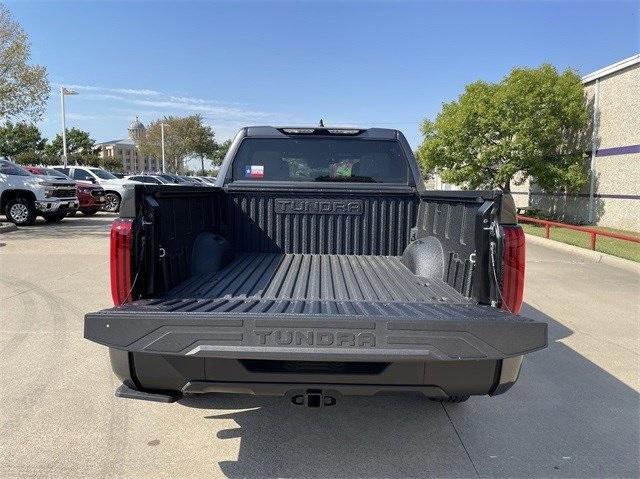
[84,126,547,407]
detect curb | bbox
[0,222,17,234]
[525,233,640,274]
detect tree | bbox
[188,116,217,175]
[59,151,120,171]
[212,139,232,166]
[13,149,44,165]
[417,64,589,192]
[0,4,49,120]
[138,114,217,174]
[139,116,189,173]
[100,155,122,172]
[66,152,104,168]
[0,121,46,160]
[45,128,95,159]
[78,153,101,167]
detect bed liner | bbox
[163,252,466,307]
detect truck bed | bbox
[85,252,546,362]
[160,252,467,313]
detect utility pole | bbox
[161,121,166,173]
[60,86,78,168]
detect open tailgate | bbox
[85,299,547,362]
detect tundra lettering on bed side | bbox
[274,198,363,215]
[253,330,376,347]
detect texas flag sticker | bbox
[245,165,264,178]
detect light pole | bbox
[60,86,79,168]
[160,121,166,173]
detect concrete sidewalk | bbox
[0,217,638,478]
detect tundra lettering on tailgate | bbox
[275,198,363,215]
[254,330,376,348]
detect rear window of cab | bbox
[231,138,410,184]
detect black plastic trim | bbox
[181,380,449,399]
[115,383,181,403]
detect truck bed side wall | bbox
[142,189,224,293]
[415,196,482,296]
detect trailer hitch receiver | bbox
[291,389,336,408]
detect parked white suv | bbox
[0,159,79,225]
[52,166,136,212]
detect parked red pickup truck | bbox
[25,166,106,215]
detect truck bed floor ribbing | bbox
[171,253,465,301]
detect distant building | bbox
[95,118,160,173]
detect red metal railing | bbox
[517,215,640,251]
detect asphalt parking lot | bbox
[0,214,638,479]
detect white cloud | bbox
[168,96,249,107]
[81,93,127,101]
[67,112,130,121]
[116,88,162,96]
[54,82,278,121]
[47,81,289,142]
[132,99,271,120]
[59,84,161,96]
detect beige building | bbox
[95,118,161,174]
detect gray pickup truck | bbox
[85,126,546,407]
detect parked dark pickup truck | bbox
[85,126,547,407]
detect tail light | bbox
[501,225,525,314]
[110,218,133,306]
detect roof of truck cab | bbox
[244,126,399,139]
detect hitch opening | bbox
[291,389,336,408]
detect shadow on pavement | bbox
[183,393,478,478]
[179,303,640,478]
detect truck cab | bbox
[0,159,79,225]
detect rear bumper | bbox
[85,307,547,362]
[109,349,525,402]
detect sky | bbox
[7,0,640,150]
